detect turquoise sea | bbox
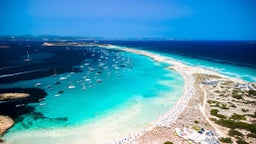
[1,48,184,136]
[1,41,255,143]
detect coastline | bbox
[2,45,252,144]
[0,116,14,141]
[103,45,245,143]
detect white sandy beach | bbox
[104,45,244,143]
[3,45,245,144]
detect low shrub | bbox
[230,113,246,120]
[163,141,173,144]
[210,109,227,119]
[247,133,256,138]
[194,120,199,124]
[220,137,232,143]
[215,119,256,133]
[228,129,243,137]
[237,139,249,144]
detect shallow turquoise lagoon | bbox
[2,50,184,133]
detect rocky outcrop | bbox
[0,88,47,138]
[0,88,47,117]
[0,115,14,136]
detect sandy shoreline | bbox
[103,45,245,143]
[2,45,250,144]
[0,116,14,135]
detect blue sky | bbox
[0,0,256,40]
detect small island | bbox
[0,93,30,101]
[0,116,14,142]
[0,88,47,140]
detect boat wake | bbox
[0,69,47,78]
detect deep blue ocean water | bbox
[108,40,256,81]
[107,41,256,67]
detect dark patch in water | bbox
[0,88,68,131]
[0,88,47,118]
[0,41,101,84]
[15,110,69,130]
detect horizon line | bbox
[0,35,255,42]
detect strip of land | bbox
[104,45,255,144]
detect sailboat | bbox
[24,50,32,62]
[53,68,57,76]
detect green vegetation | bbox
[247,111,256,118]
[228,102,236,108]
[236,139,249,144]
[243,100,256,105]
[241,108,249,112]
[228,129,243,137]
[214,90,220,93]
[219,93,225,97]
[215,119,256,134]
[247,133,256,138]
[163,141,173,144]
[232,94,243,100]
[219,137,232,143]
[248,90,256,96]
[210,118,217,121]
[232,90,244,100]
[194,120,199,124]
[220,103,229,109]
[192,125,201,131]
[210,109,227,119]
[230,113,246,120]
[207,100,215,104]
[207,100,230,109]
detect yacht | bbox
[59,76,68,80]
[24,50,32,62]
[53,69,57,76]
[68,85,76,89]
[35,83,42,87]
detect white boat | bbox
[81,82,86,90]
[24,50,32,62]
[68,85,76,89]
[55,94,61,97]
[85,78,91,82]
[39,103,46,106]
[38,98,46,102]
[59,77,68,80]
[88,67,95,71]
[35,83,42,87]
[16,104,25,107]
[53,69,57,76]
